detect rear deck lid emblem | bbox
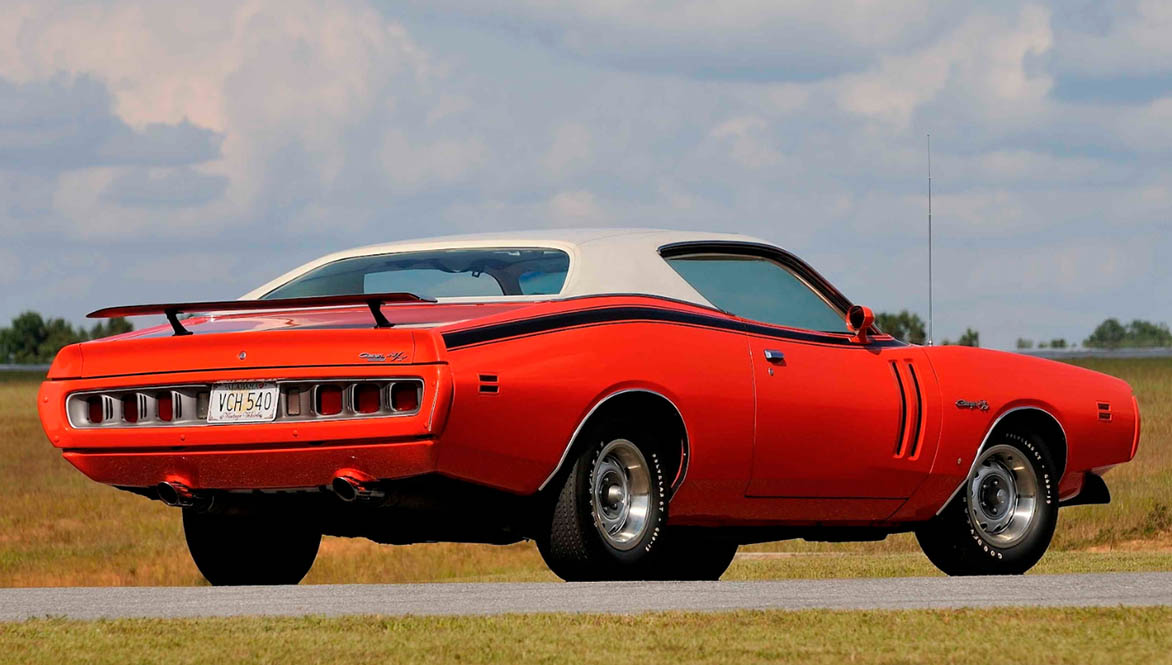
[359,351,408,362]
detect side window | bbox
[665,254,846,333]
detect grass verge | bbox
[2,608,1171,665]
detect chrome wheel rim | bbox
[591,439,652,551]
[967,444,1039,547]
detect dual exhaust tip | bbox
[155,474,383,507]
[331,475,384,503]
[156,480,203,509]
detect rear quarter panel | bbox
[434,306,755,520]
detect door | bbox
[662,247,938,509]
[747,337,934,499]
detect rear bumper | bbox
[63,438,436,490]
[39,364,452,490]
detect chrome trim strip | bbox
[934,406,1068,516]
[536,388,691,497]
[67,383,208,398]
[425,373,445,432]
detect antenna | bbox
[927,133,934,347]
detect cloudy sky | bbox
[1,1,1169,349]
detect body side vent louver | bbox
[891,360,925,460]
[905,362,924,459]
[479,373,500,394]
[890,361,908,456]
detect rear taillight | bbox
[122,395,139,424]
[87,396,104,424]
[390,382,420,412]
[354,383,381,414]
[316,385,343,416]
[156,393,173,422]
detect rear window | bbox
[263,248,571,300]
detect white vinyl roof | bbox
[241,228,778,308]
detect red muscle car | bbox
[38,229,1140,584]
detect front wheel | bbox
[916,432,1058,576]
[183,509,321,586]
[537,418,670,581]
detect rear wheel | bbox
[916,432,1058,576]
[537,417,670,581]
[183,509,321,586]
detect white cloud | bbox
[835,6,1053,128]
[544,123,593,175]
[765,84,810,114]
[969,150,1115,184]
[548,190,608,226]
[0,247,18,283]
[965,240,1150,297]
[709,116,782,169]
[123,252,245,284]
[381,131,487,192]
[399,0,964,80]
[0,0,445,237]
[1049,0,1172,79]
[1116,97,1172,153]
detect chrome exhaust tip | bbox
[156,481,195,507]
[331,475,384,502]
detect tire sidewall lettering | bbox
[962,433,1058,560]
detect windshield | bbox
[262,248,571,300]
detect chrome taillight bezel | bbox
[65,378,424,428]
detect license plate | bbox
[207,382,279,423]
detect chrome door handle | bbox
[763,349,785,363]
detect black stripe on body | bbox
[443,306,905,350]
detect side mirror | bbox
[846,305,874,343]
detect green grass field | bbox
[3,608,1171,664]
[0,357,1169,587]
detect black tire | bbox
[638,528,738,581]
[537,416,669,581]
[916,432,1059,576]
[183,509,321,586]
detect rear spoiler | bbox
[87,292,434,336]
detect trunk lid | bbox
[53,302,533,379]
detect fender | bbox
[935,405,1067,515]
[537,388,691,496]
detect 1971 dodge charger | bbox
[38,229,1141,584]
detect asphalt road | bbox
[2,572,1171,620]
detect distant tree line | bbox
[1083,318,1172,349]
[876,310,1171,351]
[875,310,928,345]
[873,310,981,347]
[0,311,133,364]
[1015,338,1069,350]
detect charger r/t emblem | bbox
[359,351,408,362]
